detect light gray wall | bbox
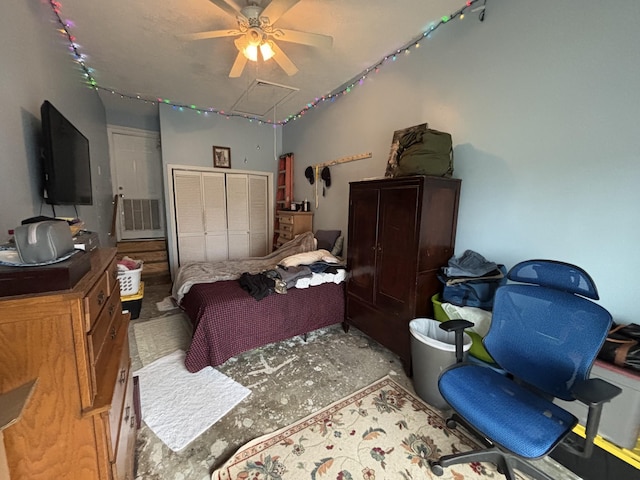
[1,1,114,246]
[283,0,640,324]
[158,103,282,270]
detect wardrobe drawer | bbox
[88,289,121,367]
[85,270,110,330]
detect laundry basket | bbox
[118,267,142,296]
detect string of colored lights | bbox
[47,0,487,126]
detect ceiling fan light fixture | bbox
[260,41,275,61]
[243,43,259,61]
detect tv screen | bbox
[40,100,93,205]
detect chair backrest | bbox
[484,260,612,401]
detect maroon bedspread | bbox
[182,280,345,372]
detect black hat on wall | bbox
[321,166,331,187]
[305,166,314,184]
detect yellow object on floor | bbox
[572,424,640,469]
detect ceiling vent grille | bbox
[231,79,299,118]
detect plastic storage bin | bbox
[555,359,640,450]
[118,267,142,296]
[409,317,472,409]
[121,281,144,319]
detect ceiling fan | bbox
[182,0,333,78]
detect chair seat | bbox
[439,364,578,458]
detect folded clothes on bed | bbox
[275,265,313,289]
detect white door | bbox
[110,128,164,240]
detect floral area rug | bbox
[212,375,519,480]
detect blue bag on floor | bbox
[438,265,507,311]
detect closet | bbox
[345,176,461,373]
[172,168,271,268]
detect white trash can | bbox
[409,318,472,409]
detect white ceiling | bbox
[54,0,469,123]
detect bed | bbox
[172,232,346,372]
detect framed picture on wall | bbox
[213,146,231,168]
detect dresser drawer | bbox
[88,289,121,368]
[279,231,293,241]
[280,223,293,233]
[106,257,120,297]
[85,270,110,330]
[278,213,295,225]
[112,373,136,480]
[92,310,128,404]
[107,344,131,455]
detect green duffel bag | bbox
[394,128,453,177]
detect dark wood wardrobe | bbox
[345,175,461,373]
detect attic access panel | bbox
[231,79,299,118]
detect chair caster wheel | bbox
[446,418,457,429]
[429,461,444,477]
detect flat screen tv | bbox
[40,100,93,205]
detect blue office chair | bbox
[430,260,621,480]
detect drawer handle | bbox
[130,414,136,429]
[110,326,117,339]
[124,405,130,422]
[109,304,116,316]
[97,291,105,305]
[119,368,126,384]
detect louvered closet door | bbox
[226,174,250,259]
[248,175,268,256]
[174,171,206,265]
[203,172,228,261]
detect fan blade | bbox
[229,51,248,77]
[261,0,301,25]
[270,42,298,76]
[179,29,241,41]
[208,0,242,17]
[273,28,333,48]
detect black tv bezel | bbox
[40,100,93,206]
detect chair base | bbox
[429,414,557,480]
[430,446,557,480]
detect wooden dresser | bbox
[274,210,313,248]
[0,248,136,480]
[346,176,461,373]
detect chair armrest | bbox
[572,378,621,406]
[561,378,622,458]
[438,319,475,332]
[439,320,475,364]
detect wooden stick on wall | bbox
[312,152,373,207]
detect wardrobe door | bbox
[375,184,420,315]
[174,171,206,265]
[248,175,269,257]
[346,185,380,304]
[226,174,250,259]
[202,172,228,261]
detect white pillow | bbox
[279,249,338,268]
